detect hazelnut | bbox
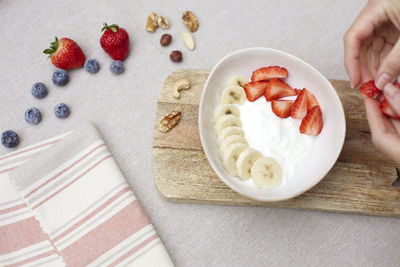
[160,34,172,46]
[170,50,183,62]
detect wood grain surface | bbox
[153,69,400,217]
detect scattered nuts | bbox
[157,16,170,29]
[172,79,191,99]
[182,32,195,50]
[159,110,182,132]
[182,11,199,32]
[170,50,183,62]
[229,76,249,87]
[160,34,172,46]
[146,12,158,32]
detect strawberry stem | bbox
[101,23,119,33]
[43,37,59,58]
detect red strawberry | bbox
[271,100,295,118]
[243,81,269,101]
[290,89,308,119]
[264,78,298,101]
[100,23,130,61]
[251,66,288,82]
[300,106,323,135]
[359,80,380,100]
[305,89,319,111]
[380,100,400,119]
[43,37,86,69]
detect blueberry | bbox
[110,60,124,75]
[1,130,19,148]
[54,103,70,118]
[52,70,69,86]
[31,82,48,99]
[84,58,100,74]
[24,107,42,124]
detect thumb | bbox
[375,39,400,89]
[383,83,400,116]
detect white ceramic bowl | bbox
[199,47,346,201]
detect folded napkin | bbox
[0,123,173,267]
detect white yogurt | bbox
[238,97,315,187]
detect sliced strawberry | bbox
[359,80,380,100]
[290,89,308,119]
[300,106,323,135]
[305,89,319,111]
[264,79,298,101]
[380,100,400,120]
[251,66,288,82]
[271,100,295,118]
[243,81,269,101]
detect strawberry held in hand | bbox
[43,37,86,69]
[100,23,130,61]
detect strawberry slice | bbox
[359,80,380,100]
[305,89,319,111]
[380,100,400,120]
[271,100,295,118]
[243,81,269,101]
[251,66,288,82]
[264,79,298,101]
[300,106,323,135]
[290,89,308,119]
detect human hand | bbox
[344,0,400,89]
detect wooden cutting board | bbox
[153,69,400,218]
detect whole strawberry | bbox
[100,23,130,61]
[43,37,86,69]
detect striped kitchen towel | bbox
[0,122,174,267]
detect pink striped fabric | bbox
[0,123,173,267]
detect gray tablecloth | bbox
[1,0,399,266]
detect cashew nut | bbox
[172,79,191,99]
[229,76,249,87]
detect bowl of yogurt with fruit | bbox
[199,47,346,201]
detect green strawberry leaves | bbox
[102,23,119,33]
[43,37,59,57]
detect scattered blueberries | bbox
[52,70,69,86]
[110,60,124,75]
[24,107,42,125]
[31,82,48,99]
[1,130,19,148]
[54,103,70,118]
[84,58,100,74]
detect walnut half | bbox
[182,11,199,32]
[159,110,182,133]
[146,12,158,32]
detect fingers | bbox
[344,3,387,88]
[375,37,400,89]
[367,36,385,77]
[383,83,400,116]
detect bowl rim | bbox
[198,46,346,202]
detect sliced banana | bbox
[236,148,263,180]
[251,157,282,189]
[217,126,244,141]
[223,143,248,176]
[219,135,248,157]
[215,114,242,135]
[221,85,247,105]
[229,76,249,87]
[213,104,240,124]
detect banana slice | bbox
[221,85,247,105]
[251,157,282,189]
[217,126,244,141]
[229,76,249,87]
[219,135,248,158]
[213,104,240,124]
[236,148,263,180]
[215,114,242,135]
[223,143,248,176]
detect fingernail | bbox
[384,83,400,99]
[376,73,391,89]
[350,81,355,88]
